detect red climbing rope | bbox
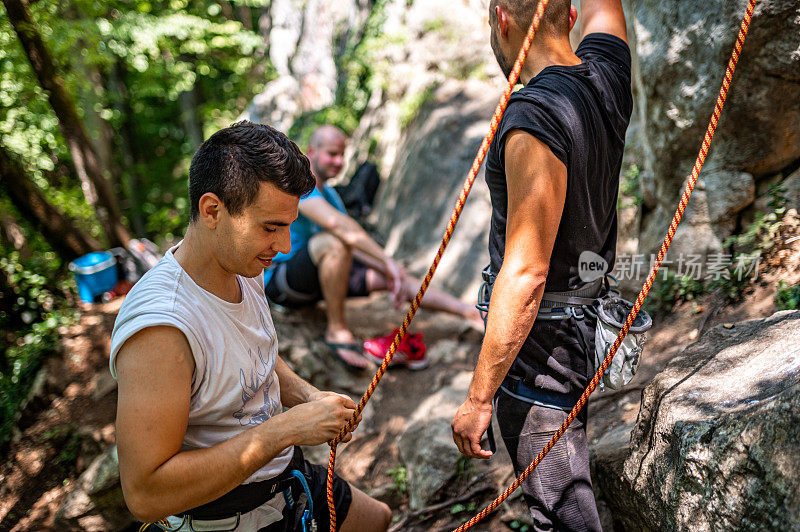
[453,0,757,530]
[325,0,757,529]
[325,1,551,528]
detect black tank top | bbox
[485,33,633,292]
[484,33,633,395]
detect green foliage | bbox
[450,502,477,514]
[646,185,788,311]
[509,520,531,532]
[41,423,98,468]
[288,0,398,146]
[455,455,476,478]
[646,271,706,313]
[1,0,272,246]
[775,281,800,311]
[0,243,76,451]
[618,163,642,209]
[385,465,408,495]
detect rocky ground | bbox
[1,213,799,531]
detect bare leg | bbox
[365,268,483,329]
[308,233,369,368]
[340,485,392,532]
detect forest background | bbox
[0,0,373,450]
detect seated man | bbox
[111,121,391,531]
[265,125,483,369]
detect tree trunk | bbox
[2,0,131,248]
[237,4,253,30]
[0,145,101,260]
[258,2,272,60]
[0,214,32,260]
[109,60,147,237]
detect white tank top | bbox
[110,244,293,482]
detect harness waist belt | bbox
[539,277,604,309]
[499,376,582,411]
[179,449,301,521]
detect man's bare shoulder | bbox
[115,325,194,378]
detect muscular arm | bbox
[115,326,356,522]
[452,130,567,458]
[580,0,627,43]
[300,197,391,268]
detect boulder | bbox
[396,371,472,509]
[592,310,800,531]
[376,79,498,298]
[55,446,133,531]
[631,0,800,257]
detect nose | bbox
[273,228,291,255]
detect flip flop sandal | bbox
[320,337,370,371]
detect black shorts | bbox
[265,244,371,307]
[275,447,353,532]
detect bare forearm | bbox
[330,216,388,265]
[352,248,389,274]
[122,413,296,522]
[276,357,319,407]
[469,265,547,403]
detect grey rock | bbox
[376,79,499,298]
[56,446,133,530]
[397,371,471,509]
[779,166,800,211]
[703,170,756,224]
[631,0,800,256]
[592,310,800,531]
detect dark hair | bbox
[490,0,571,38]
[189,120,315,221]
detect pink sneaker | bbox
[363,329,429,370]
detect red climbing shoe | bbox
[363,329,428,370]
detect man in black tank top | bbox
[451,1,632,530]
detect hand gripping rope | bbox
[326,0,757,529]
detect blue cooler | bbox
[69,251,119,303]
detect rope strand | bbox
[325,2,551,529]
[324,0,757,530]
[452,1,756,529]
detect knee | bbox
[309,232,350,264]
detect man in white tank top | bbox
[111,121,391,531]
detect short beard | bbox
[490,29,513,79]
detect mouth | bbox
[256,255,274,267]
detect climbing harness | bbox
[138,452,316,531]
[325,0,759,529]
[481,268,654,392]
[284,470,317,532]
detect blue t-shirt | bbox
[263,184,346,285]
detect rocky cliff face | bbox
[630,0,800,259]
[593,311,800,531]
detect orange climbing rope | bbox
[326,0,757,529]
[325,1,551,529]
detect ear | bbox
[197,192,223,229]
[569,5,578,32]
[495,5,510,38]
